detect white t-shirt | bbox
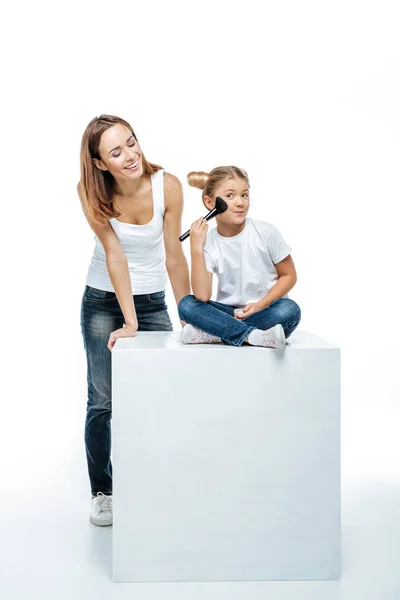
[203,218,292,307]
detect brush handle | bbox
[179,197,227,242]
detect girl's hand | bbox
[190,217,208,252]
[235,302,262,319]
[108,323,138,351]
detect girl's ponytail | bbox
[187,171,209,190]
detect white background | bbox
[1,1,400,598]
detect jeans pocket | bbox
[84,285,117,303]
[148,290,166,304]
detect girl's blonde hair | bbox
[80,114,162,223]
[187,166,249,205]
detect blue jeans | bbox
[178,295,301,346]
[80,285,173,495]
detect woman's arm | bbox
[78,182,138,345]
[163,173,191,305]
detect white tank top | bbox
[85,169,167,294]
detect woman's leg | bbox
[80,286,124,496]
[241,298,301,338]
[178,295,256,346]
[134,290,173,331]
[81,288,174,497]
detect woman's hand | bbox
[190,218,208,253]
[108,323,138,351]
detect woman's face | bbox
[205,177,250,226]
[94,124,144,180]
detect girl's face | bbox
[205,178,250,226]
[94,124,144,181]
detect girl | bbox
[79,115,190,526]
[178,166,301,348]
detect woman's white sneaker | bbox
[248,324,286,349]
[181,324,221,344]
[90,492,113,526]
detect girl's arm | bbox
[163,173,191,306]
[258,255,297,308]
[237,255,297,319]
[190,218,213,302]
[78,182,138,346]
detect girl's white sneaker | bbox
[181,324,221,344]
[248,324,286,349]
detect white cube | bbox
[112,331,340,582]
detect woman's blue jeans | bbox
[178,295,301,346]
[80,285,173,496]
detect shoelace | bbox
[261,328,281,348]
[183,325,216,344]
[95,492,113,513]
[194,330,217,343]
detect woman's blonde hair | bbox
[187,166,249,206]
[80,114,162,223]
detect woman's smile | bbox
[124,158,141,172]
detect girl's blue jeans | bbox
[80,285,173,496]
[178,295,301,346]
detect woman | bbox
[78,115,190,526]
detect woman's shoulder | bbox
[163,171,182,185]
[162,172,184,211]
[163,171,183,195]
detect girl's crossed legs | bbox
[178,295,301,347]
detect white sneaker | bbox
[248,324,286,349]
[90,492,113,527]
[181,324,221,344]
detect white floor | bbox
[2,349,400,600]
[2,475,399,600]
